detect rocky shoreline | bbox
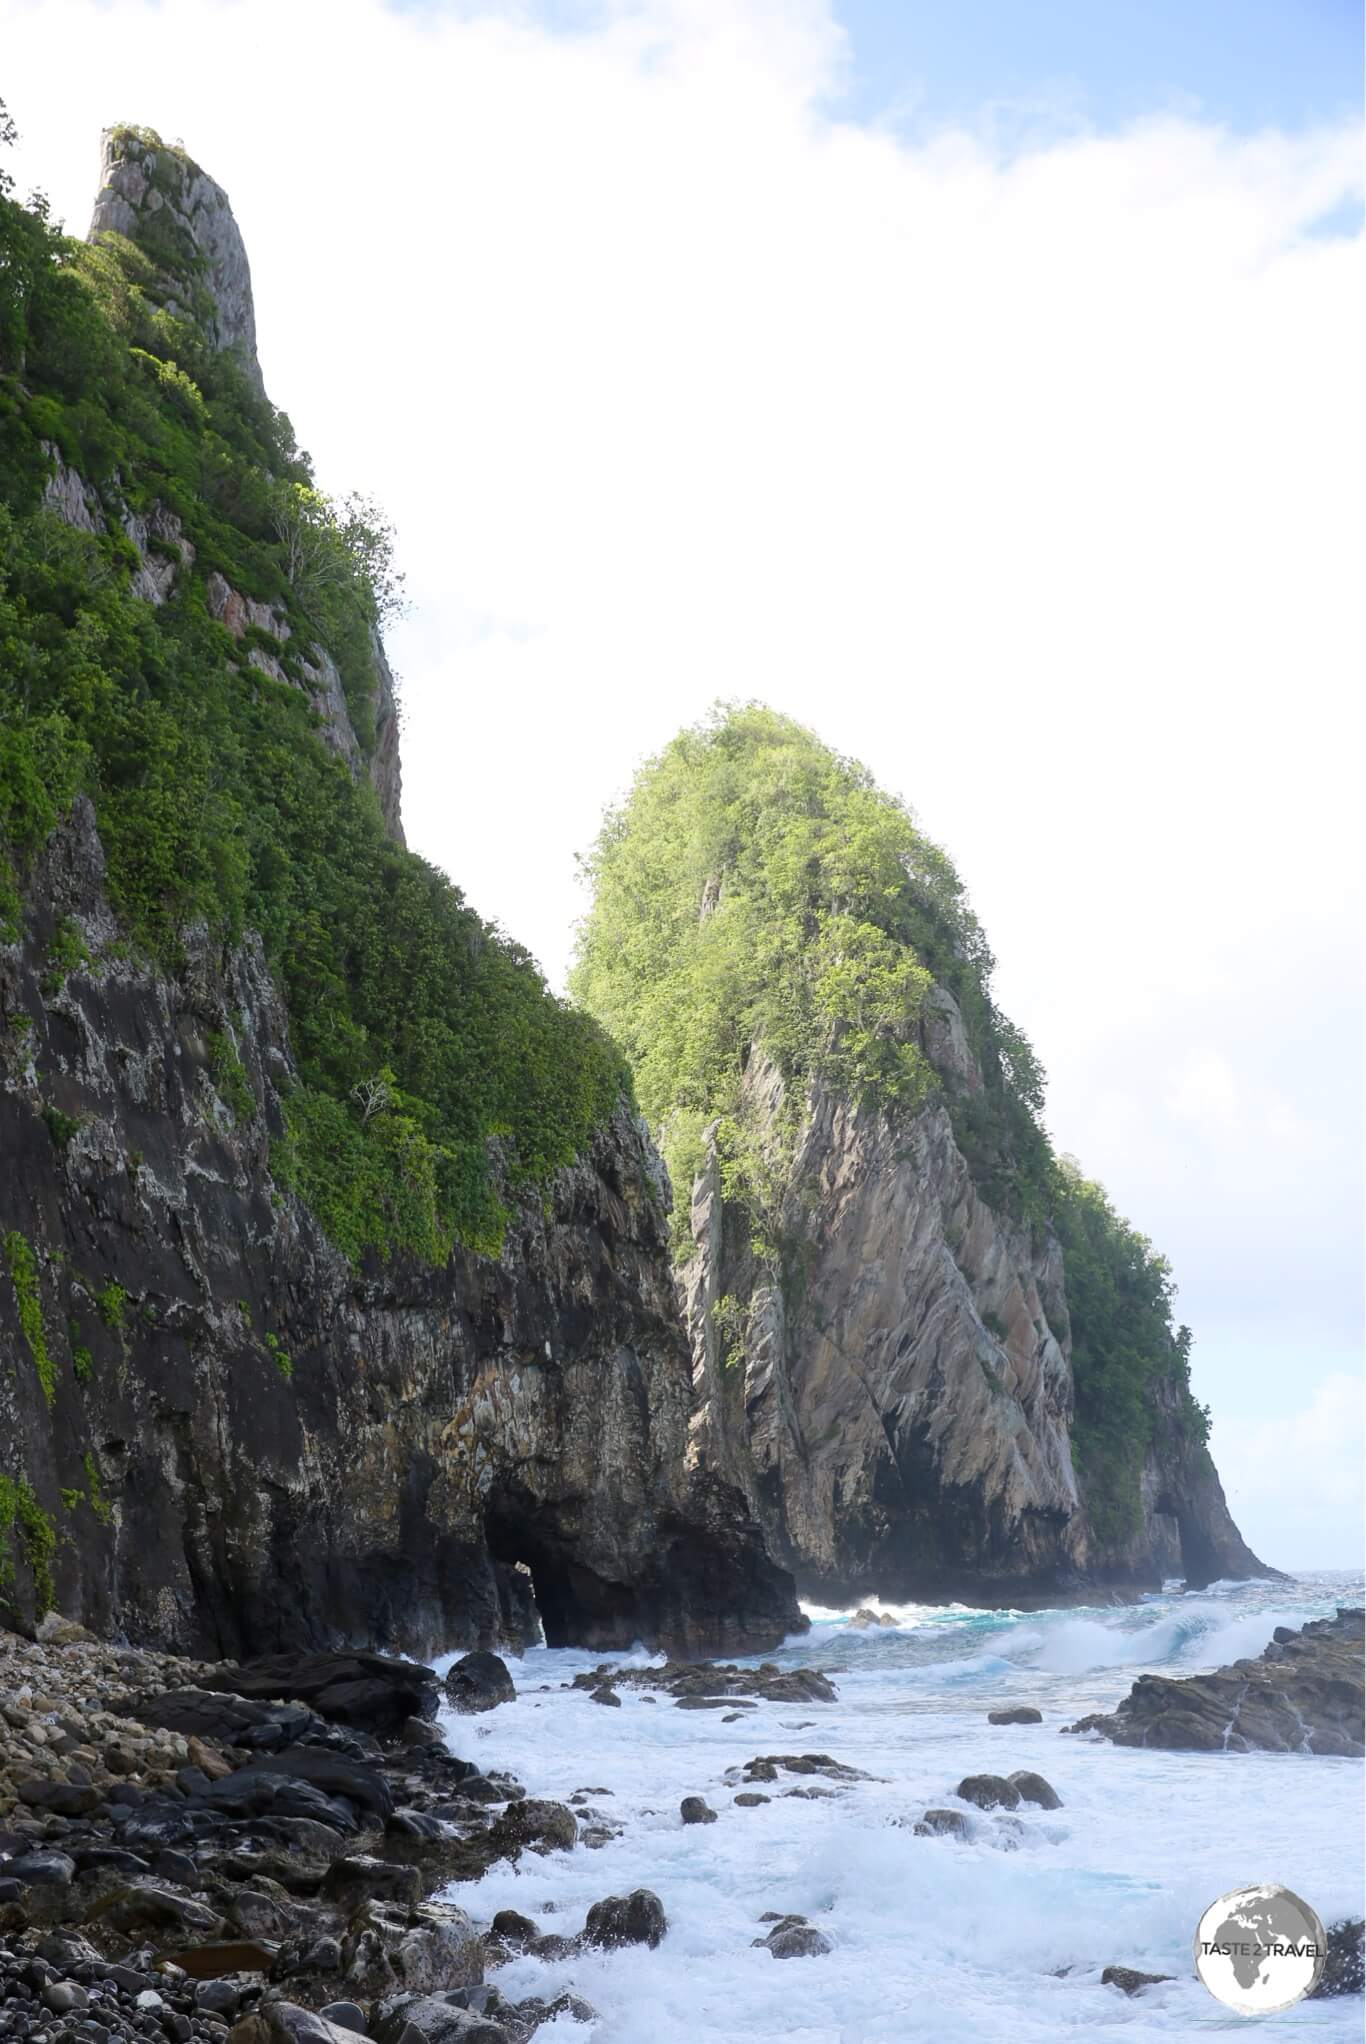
[1063,1607,1365,1756]
[3,1614,1362,2040]
[0,1625,678,2043]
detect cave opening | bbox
[483,1490,649,1652]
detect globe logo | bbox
[1194,1884,1326,2014]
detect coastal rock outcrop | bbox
[0,132,801,1666]
[683,1024,1262,1603]
[1064,1607,1364,1755]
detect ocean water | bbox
[433,1572,1363,2043]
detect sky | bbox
[2,0,1361,1568]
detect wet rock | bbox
[955,1773,1020,1811]
[847,1609,897,1630]
[4,1849,75,1888]
[583,1888,667,1949]
[740,1753,867,1783]
[1101,1965,1173,1995]
[342,1902,483,1999]
[767,1925,832,1958]
[90,1883,225,1936]
[1065,1609,1364,1756]
[206,1653,440,1735]
[228,2005,369,2042]
[734,1793,770,1807]
[321,1854,422,1912]
[212,1748,394,1818]
[913,1808,970,1839]
[1312,1918,1365,1998]
[987,1706,1041,1725]
[489,1910,537,1947]
[752,1915,830,1958]
[1007,1770,1061,1809]
[443,1653,516,1716]
[372,1993,507,2042]
[680,1796,717,1825]
[487,1798,577,1855]
[583,1661,834,1707]
[588,1686,621,1708]
[317,2006,369,2036]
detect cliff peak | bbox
[89,124,262,392]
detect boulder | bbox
[321,1854,422,1912]
[987,1706,1042,1725]
[680,1796,718,1825]
[847,1609,896,1630]
[342,1901,483,2000]
[487,1798,577,1855]
[372,1995,508,2043]
[583,1888,667,1949]
[913,1808,970,1840]
[443,1652,516,1715]
[766,1925,831,1959]
[228,2006,368,2044]
[206,1652,439,1734]
[1101,1966,1172,1995]
[1007,1770,1061,1809]
[955,1774,1020,1811]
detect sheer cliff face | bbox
[682,995,1264,1601]
[0,799,797,1659]
[0,138,800,1658]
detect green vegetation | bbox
[94,1281,127,1331]
[41,916,90,996]
[1053,1162,1209,1539]
[4,1230,53,1403]
[264,1331,292,1381]
[0,1473,55,1612]
[71,1342,92,1382]
[206,1029,253,1123]
[572,704,1209,1543]
[571,705,1039,1250]
[0,111,625,1266]
[40,1101,82,1150]
[81,1450,111,1523]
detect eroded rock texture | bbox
[683,998,1263,1603]
[1065,1607,1364,1755]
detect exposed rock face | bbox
[90,127,261,390]
[683,1000,1264,1602]
[0,795,799,1660]
[1065,1608,1364,1755]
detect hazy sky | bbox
[3,0,1361,1567]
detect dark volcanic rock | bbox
[1102,1965,1172,1995]
[1064,1608,1364,1755]
[988,1706,1042,1725]
[444,1651,516,1715]
[1008,1770,1061,1809]
[0,795,802,1671]
[206,1653,439,1734]
[583,1888,667,1949]
[913,1808,970,1839]
[680,1795,717,1825]
[955,1774,1021,1811]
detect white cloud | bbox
[2,0,1361,1561]
[1212,1374,1365,1571]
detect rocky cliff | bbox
[683,1009,1264,1603]
[573,706,1268,1605]
[0,128,800,1658]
